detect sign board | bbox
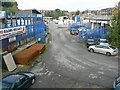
[3,53,17,71]
[0,26,26,39]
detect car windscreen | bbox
[100,40,108,43]
[109,46,116,49]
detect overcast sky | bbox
[15,0,119,11]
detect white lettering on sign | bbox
[0,26,26,38]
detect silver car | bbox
[88,45,118,56]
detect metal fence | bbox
[78,28,109,42]
[0,11,46,52]
[68,23,91,31]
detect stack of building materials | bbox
[13,44,45,65]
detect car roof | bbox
[87,39,94,41]
[2,74,25,83]
[97,44,109,46]
[100,39,107,41]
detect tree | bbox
[75,10,80,15]
[44,9,65,19]
[107,7,119,48]
[1,1,19,15]
[53,9,65,19]
[45,11,53,17]
[118,7,120,48]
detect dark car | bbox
[86,39,96,48]
[113,76,120,90]
[2,72,35,90]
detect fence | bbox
[0,11,46,52]
[78,28,109,42]
[68,23,91,30]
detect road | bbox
[30,21,118,88]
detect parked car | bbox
[2,72,35,89]
[113,76,120,90]
[53,19,59,24]
[70,28,78,35]
[86,39,96,48]
[99,39,109,46]
[88,45,118,56]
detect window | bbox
[102,46,109,49]
[110,46,116,49]
[14,81,19,88]
[19,76,28,85]
[96,45,103,48]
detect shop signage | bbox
[0,26,26,39]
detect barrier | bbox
[78,28,109,42]
[0,11,46,52]
[68,23,91,31]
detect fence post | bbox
[10,12,13,27]
[30,13,32,25]
[24,14,26,26]
[26,13,29,25]
[16,13,19,49]
[15,13,18,27]
[20,12,22,26]
[4,11,8,28]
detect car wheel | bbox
[31,78,35,85]
[90,49,94,53]
[106,52,111,56]
[87,45,89,48]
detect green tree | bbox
[53,9,65,19]
[75,10,80,15]
[118,7,120,48]
[44,9,65,19]
[108,8,119,48]
[1,1,19,15]
[45,11,54,17]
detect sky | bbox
[15,0,119,11]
